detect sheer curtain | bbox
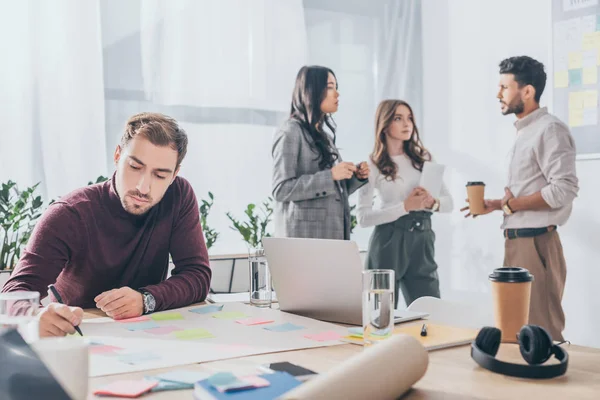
[139,0,307,111]
[0,0,107,200]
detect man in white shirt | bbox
[462,56,578,341]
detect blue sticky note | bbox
[189,304,224,314]
[124,321,160,331]
[194,372,301,399]
[154,370,210,385]
[569,69,583,86]
[145,378,192,392]
[118,352,161,365]
[264,322,304,332]
[207,372,238,386]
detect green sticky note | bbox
[212,311,247,320]
[174,328,214,340]
[151,312,184,321]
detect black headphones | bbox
[471,325,568,379]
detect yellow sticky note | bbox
[569,52,583,69]
[174,328,214,340]
[150,312,184,321]
[554,71,569,88]
[583,33,596,51]
[593,32,600,49]
[569,108,584,127]
[583,90,598,109]
[583,67,598,85]
[597,49,600,66]
[569,91,585,109]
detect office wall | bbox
[422,0,600,348]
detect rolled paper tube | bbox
[279,334,428,400]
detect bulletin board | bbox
[552,0,600,159]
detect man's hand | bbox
[38,303,83,337]
[355,161,370,180]
[94,287,144,320]
[502,187,515,210]
[460,199,501,218]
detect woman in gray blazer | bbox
[272,65,369,240]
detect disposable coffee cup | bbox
[466,182,485,215]
[489,267,534,343]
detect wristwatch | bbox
[502,198,514,215]
[139,289,156,315]
[431,199,440,212]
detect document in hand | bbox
[419,161,446,198]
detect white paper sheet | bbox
[81,302,347,377]
[419,161,445,198]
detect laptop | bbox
[262,237,428,325]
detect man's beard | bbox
[122,190,153,215]
[501,95,525,115]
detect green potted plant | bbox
[199,192,219,251]
[0,181,45,272]
[226,197,274,249]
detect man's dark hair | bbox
[499,56,547,103]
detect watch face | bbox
[144,293,156,313]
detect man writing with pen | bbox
[1,113,212,337]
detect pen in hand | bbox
[47,284,83,336]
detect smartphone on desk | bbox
[259,361,318,382]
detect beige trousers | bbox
[503,230,566,341]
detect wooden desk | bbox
[85,309,600,400]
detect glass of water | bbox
[0,291,40,343]
[362,269,395,346]
[248,247,272,307]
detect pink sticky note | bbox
[117,316,151,323]
[304,331,343,342]
[89,345,123,355]
[93,380,157,397]
[235,317,274,326]
[145,326,183,335]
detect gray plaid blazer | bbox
[271,118,366,240]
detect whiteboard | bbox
[552,0,600,159]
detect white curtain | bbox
[375,0,423,127]
[140,0,307,111]
[0,0,107,200]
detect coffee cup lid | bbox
[489,267,533,283]
[466,181,485,186]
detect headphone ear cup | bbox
[519,325,553,365]
[475,327,501,357]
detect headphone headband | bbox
[471,341,568,379]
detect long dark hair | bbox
[290,65,338,170]
[371,99,431,181]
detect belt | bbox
[391,211,432,231]
[504,225,556,240]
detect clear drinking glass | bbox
[362,269,395,346]
[248,247,272,307]
[0,291,40,343]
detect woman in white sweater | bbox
[357,99,453,308]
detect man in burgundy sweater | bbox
[2,112,212,337]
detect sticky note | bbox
[569,108,584,127]
[235,317,274,326]
[94,380,158,397]
[89,345,123,355]
[117,316,150,323]
[264,322,304,332]
[569,69,583,86]
[583,32,596,51]
[304,331,343,342]
[124,321,160,331]
[189,304,224,314]
[569,91,585,109]
[554,71,568,88]
[208,372,238,386]
[153,370,210,385]
[584,90,598,108]
[145,326,183,335]
[584,108,598,126]
[174,328,214,340]
[583,67,598,85]
[212,311,247,320]
[569,52,583,69]
[118,352,161,365]
[146,378,192,392]
[150,312,184,321]
[208,372,254,393]
[597,14,600,31]
[348,327,363,337]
